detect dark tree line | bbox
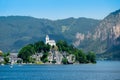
[56,40,96,63]
[18,41,50,63]
[18,40,96,63]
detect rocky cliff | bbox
[74,9,120,60]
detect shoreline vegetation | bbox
[0,40,96,65]
[18,40,96,64]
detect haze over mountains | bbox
[0,9,120,60]
[0,16,100,52]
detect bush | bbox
[75,50,87,63]
[62,58,68,64]
[52,60,56,64]
[87,52,96,63]
[4,57,9,64]
[18,44,35,63]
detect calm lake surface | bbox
[0,61,120,80]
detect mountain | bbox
[0,9,120,60]
[93,9,120,53]
[80,9,120,51]
[99,36,120,60]
[93,9,120,56]
[0,16,100,52]
[77,9,120,60]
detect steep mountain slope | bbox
[77,9,120,60]
[0,16,99,52]
[93,9,120,53]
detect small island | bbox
[0,35,96,65]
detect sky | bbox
[0,0,120,20]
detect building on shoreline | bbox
[45,35,56,46]
[9,53,23,64]
[31,53,43,62]
[0,56,4,63]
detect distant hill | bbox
[0,16,99,52]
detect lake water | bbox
[0,61,120,80]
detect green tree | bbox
[52,60,56,64]
[62,57,68,64]
[87,51,96,63]
[28,57,36,63]
[3,52,10,57]
[56,40,68,52]
[34,41,50,53]
[4,57,9,64]
[43,44,50,52]
[41,52,49,63]
[17,59,23,63]
[75,50,87,63]
[18,44,35,63]
[34,41,45,53]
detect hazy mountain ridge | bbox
[0,16,99,52]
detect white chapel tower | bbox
[46,35,49,44]
[45,35,56,46]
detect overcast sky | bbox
[0,0,120,20]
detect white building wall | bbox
[45,35,56,46]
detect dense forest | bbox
[18,40,96,64]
